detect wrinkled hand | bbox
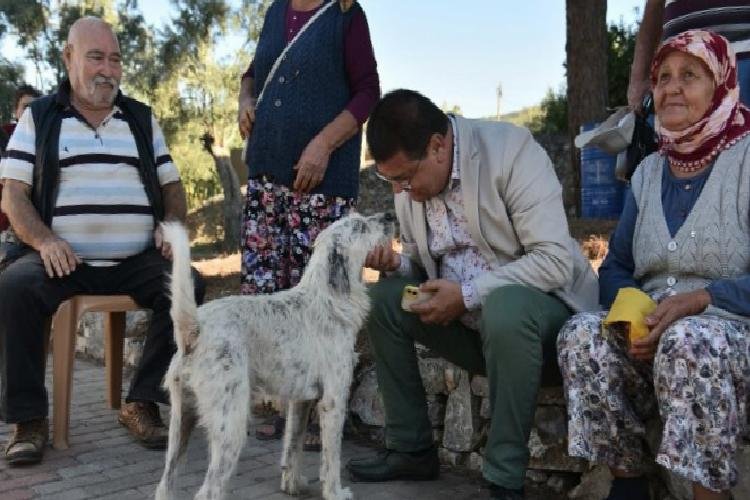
[411,279,467,326]
[38,236,81,278]
[293,135,331,193]
[365,244,400,273]
[627,78,651,114]
[154,225,173,261]
[629,289,711,361]
[238,97,256,140]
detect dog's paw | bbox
[280,470,309,495]
[329,486,353,500]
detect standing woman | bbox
[558,31,750,500]
[237,0,379,444]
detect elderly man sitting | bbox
[0,16,204,465]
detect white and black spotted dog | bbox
[155,212,394,500]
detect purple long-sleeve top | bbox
[242,3,380,125]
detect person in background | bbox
[236,0,379,450]
[628,0,750,111]
[1,85,42,234]
[559,31,750,500]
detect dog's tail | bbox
[161,222,199,354]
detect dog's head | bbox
[311,212,395,294]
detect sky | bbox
[3,0,645,117]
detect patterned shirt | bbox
[399,116,494,330]
[0,106,180,266]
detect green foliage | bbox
[607,21,637,108]
[0,59,24,123]
[535,19,638,133]
[528,87,567,133]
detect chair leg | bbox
[51,300,79,450]
[104,311,125,410]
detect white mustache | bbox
[93,76,118,87]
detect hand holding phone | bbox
[401,285,434,312]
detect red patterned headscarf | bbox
[650,30,750,172]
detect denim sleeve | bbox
[598,188,639,308]
[706,278,750,316]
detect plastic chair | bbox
[50,295,141,450]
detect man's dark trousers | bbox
[0,249,205,423]
[366,276,571,491]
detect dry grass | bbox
[187,196,616,299]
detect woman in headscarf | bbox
[558,30,750,500]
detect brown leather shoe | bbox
[118,402,168,449]
[5,418,48,466]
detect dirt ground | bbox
[187,197,616,300]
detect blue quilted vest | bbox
[246,0,362,198]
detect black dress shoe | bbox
[488,483,524,499]
[607,477,650,500]
[347,446,440,482]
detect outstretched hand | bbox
[410,279,466,326]
[364,244,400,273]
[629,289,711,361]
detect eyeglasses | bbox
[374,156,424,192]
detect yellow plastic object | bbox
[603,287,657,342]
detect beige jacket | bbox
[395,116,599,313]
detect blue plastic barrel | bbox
[580,122,626,219]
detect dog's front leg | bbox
[280,399,314,495]
[318,391,353,500]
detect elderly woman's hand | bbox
[238,97,256,140]
[293,135,331,193]
[629,289,711,361]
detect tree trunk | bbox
[566,0,608,216]
[212,153,243,253]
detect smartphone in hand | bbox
[401,285,434,312]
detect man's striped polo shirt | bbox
[0,105,180,266]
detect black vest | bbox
[245,0,363,198]
[30,80,164,226]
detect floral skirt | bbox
[240,177,355,295]
[557,312,750,491]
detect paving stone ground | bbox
[0,356,499,500]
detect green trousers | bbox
[365,277,572,490]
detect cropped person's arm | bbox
[627,0,664,111]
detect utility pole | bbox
[496,83,503,120]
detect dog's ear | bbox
[327,236,350,294]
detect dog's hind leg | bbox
[195,375,250,500]
[319,379,354,500]
[280,399,315,495]
[156,366,197,500]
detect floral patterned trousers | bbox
[240,177,355,295]
[557,312,750,491]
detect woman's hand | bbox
[629,289,711,361]
[238,97,256,140]
[293,135,331,193]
